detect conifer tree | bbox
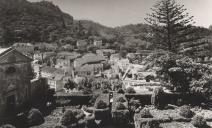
[145,0,197,53]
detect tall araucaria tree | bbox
[145,0,197,53]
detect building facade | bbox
[0,47,33,122]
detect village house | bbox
[0,47,33,122]
[55,52,81,73]
[74,53,106,77]
[41,66,67,91]
[33,51,56,62]
[34,43,58,52]
[76,40,87,49]
[12,43,34,58]
[93,39,102,47]
[61,44,74,51]
[96,49,116,58]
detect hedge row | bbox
[94,94,110,125]
[55,92,93,106]
[112,93,130,125]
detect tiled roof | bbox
[0,47,11,55]
[75,53,106,66]
[42,66,64,75]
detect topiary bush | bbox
[140,108,153,118]
[117,89,125,94]
[116,96,127,102]
[126,87,136,94]
[0,124,16,128]
[191,116,208,128]
[179,105,194,118]
[140,119,160,128]
[60,110,77,126]
[115,103,127,110]
[27,108,44,127]
[96,100,107,109]
[151,87,165,109]
[86,115,97,128]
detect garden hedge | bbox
[94,94,110,124]
[112,93,130,125]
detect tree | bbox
[145,0,197,53]
[64,79,76,90]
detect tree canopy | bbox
[145,0,197,53]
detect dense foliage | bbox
[191,116,208,128]
[156,53,212,97]
[27,108,44,127]
[179,105,194,118]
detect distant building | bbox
[61,44,74,51]
[93,40,102,47]
[74,53,106,68]
[12,43,34,58]
[77,40,87,49]
[0,47,33,121]
[74,53,106,77]
[96,49,116,58]
[55,52,81,73]
[41,66,67,91]
[33,52,56,62]
[34,43,58,51]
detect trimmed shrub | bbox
[115,103,127,110]
[78,119,86,128]
[191,116,207,128]
[179,105,194,118]
[102,89,109,94]
[96,100,107,109]
[140,119,160,128]
[27,108,44,127]
[86,116,97,128]
[126,87,136,94]
[151,87,165,109]
[60,110,77,126]
[117,89,125,94]
[116,96,127,102]
[54,125,66,128]
[140,108,153,118]
[0,124,16,128]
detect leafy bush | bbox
[60,110,77,126]
[117,88,125,94]
[102,89,109,93]
[96,100,107,109]
[140,108,153,118]
[115,103,127,110]
[129,98,141,113]
[86,115,97,128]
[116,96,127,102]
[60,109,85,127]
[151,87,165,109]
[179,105,194,118]
[0,124,16,128]
[191,116,207,128]
[156,54,212,96]
[27,108,44,127]
[140,119,160,128]
[126,87,136,94]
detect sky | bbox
[28,0,212,28]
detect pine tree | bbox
[145,0,197,53]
